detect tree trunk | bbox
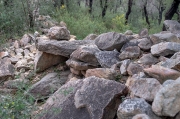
[89,0,93,14]
[125,0,133,24]
[158,6,165,25]
[100,0,108,18]
[143,0,150,29]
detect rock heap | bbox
[0,20,180,119]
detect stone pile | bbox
[0,20,180,119]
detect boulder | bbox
[152,77,180,117]
[70,45,100,66]
[150,32,179,44]
[74,76,128,119]
[20,34,32,46]
[119,46,141,60]
[83,34,98,40]
[138,53,159,66]
[0,58,14,80]
[85,68,119,80]
[126,76,162,102]
[95,50,120,68]
[138,38,152,51]
[37,76,128,119]
[47,26,70,40]
[144,65,180,83]
[95,32,127,51]
[127,63,143,76]
[66,59,96,70]
[34,51,67,72]
[27,71,70,99]
[163,20,180,38]
[70,67,82,75]
[37,39,94,57]
[117,98,160,119]
[124,30,133,35]
[139,28,148,38]
[160,58,180,71]
[120,59,131,75]
[151,42,180,56]
[120,39,139,52]
[0,51,9,59]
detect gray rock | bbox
[70,67,82,75]
[20,34,32,46]
[0,58,14,80]
[74,76,128,119]
[138,53,159,66]
[150,32,179,44]
[37,39,94,57]
[47,26,70,40]
[0,51,9,59]
[164,20,180,38]
[132,114,151,119]
[70,45,100,66]
[28,71,70,99]
[3,78,28,89]
[95,50,120,68]
[151,42,180,56]
[95,32,127,51]
[85,68,119,80]
[34,51,67,72]
[117,98,160,119]
[127,63,143,76]
[138,38,152,51]
[83,34,98,40]
[120,59,131,75]
[120,39,139,52]
[119,46,141,60]
[66,59,96,70]
[175,112,180,119]
[162,80,174,87]
[124,30,133,35]
[152,77,180,117]
[144,65,180,83]
[139,28,148,38]
[126,77,162,102]
[160,58,180,71]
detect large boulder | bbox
[144,65,180,83]
[150,32,179,44]
[37,76,128,119]
[85,68,119,80]
[34,51,67,72]
[151,42,180,56]
[47,26,70,40]
[37,39,94,57]
[27,71,70,99]
[70,45,100,66]
[117,98,160,119]
[95,32,127,51]
[126,76,162,102]
[163,20,180,38]
[0,58,14,80]
[152,77,180,117]
[95,50,120,68]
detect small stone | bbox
[127,63,143,76]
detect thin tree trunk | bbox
[100,0,108,18]
[89,0,93,14]
[143,1,150,29]
[125,0,133,24]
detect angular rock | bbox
[117,98,160,119]
[132,114,151,119]
[151,42,180,56]
[37,39,94,57]
[138,38,152,51]
[152,77,180,117]
[163,20,180,38]
[70,67,81,75]
[139,28,148,38]
[28,71,70,99]
[66,59,95,70]
[15,59,29,70]
[127,63,143,76]
[161,58,180,71]
[95,50,120,68]
[144,65,180,83]
[120,39,139,52]
[3,78,28,89]
[83,34,98,40]
[85,68,119,80]
[10,57,19,64]
[47,26,70,40]
[162,80,174,87]
[70,45,100,66]
[119,46,141,60]
[120,59,131,75]
[0,51,9,59]
[124,30,133,35]
[150,32,179,44]
[95,32,127,51]
[74,76,128,119]
[138,53,159,66]
[20,34,32,46]
[34,51,67,72]
[126,76,162,102]
[0,58,14,80]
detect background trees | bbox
[0,0,179,40]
